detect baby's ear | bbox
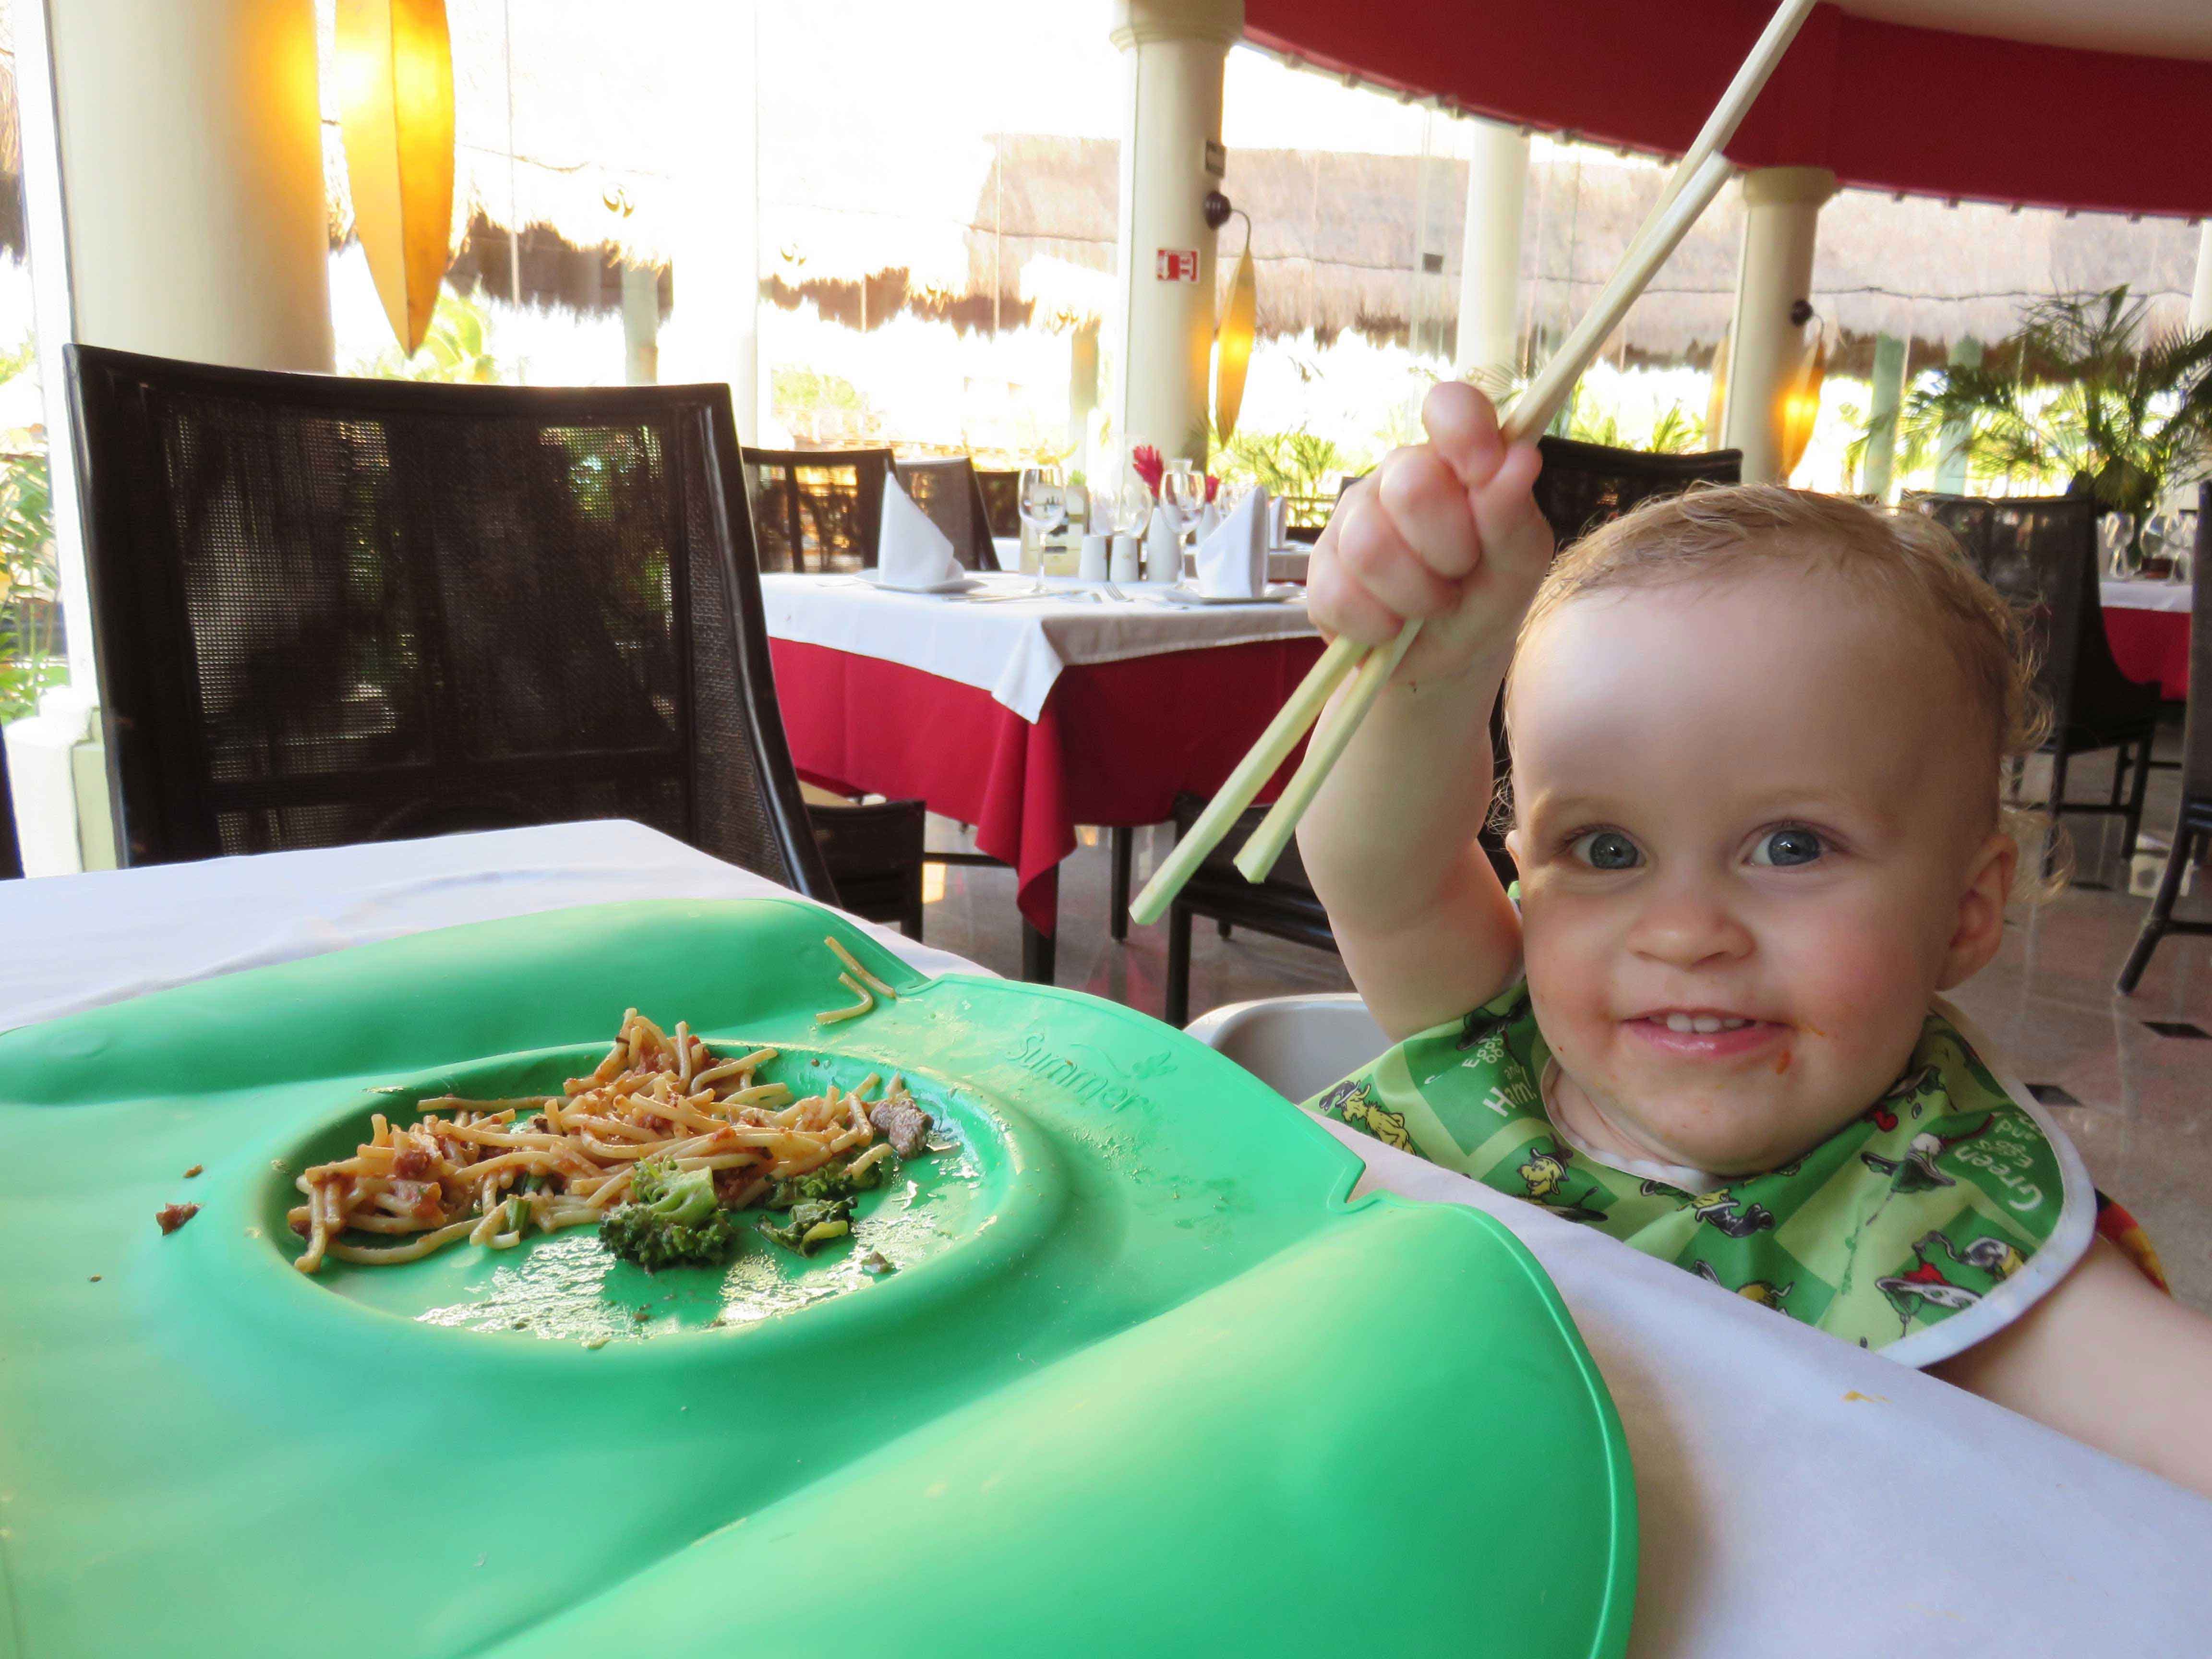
[1936,830,2018,990]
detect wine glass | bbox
[1018,465,1065,582]
[2099,509,2138,579]
[1112,464,1153,536]
[1162,461,1204,537]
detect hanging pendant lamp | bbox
[1214,213,1259,443]
[337,0,457,355]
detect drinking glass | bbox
[1112,464,1153,536]
[1162,462,1204,540]
[1018,466,1065,578]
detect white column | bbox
[1934,336,1982,495]
[1719,166,1835,484]
[661,1,761,441]
[1455,118,1527,392]
[1859,333,1908,503]
[2189,221,2212,336]
[1109,0,1239,468]
[622,265,660,386]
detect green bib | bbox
[1306,982,2093,1366]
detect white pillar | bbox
[1109,0,1239,468]
[1934,337,1982,495]
[1455,117,1527,392]
[661,2,761,441]
[622,265,660,386]
[2189,221,2212,336]
[1719,166,1835,484]
[1860,333,1908,503]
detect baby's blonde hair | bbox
[1503,484,2048,854]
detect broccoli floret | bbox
[599,1157,739,1271]
[764,1153,893,1212]
[757,1196,854,1256]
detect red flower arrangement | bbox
[1204,473,1220,504]
[1130,444,1164,500]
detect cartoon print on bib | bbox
[1305,981,2093,1365]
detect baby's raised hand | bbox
[1307,383,1553,685]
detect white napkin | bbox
[1195,486,1268,598]
[875,475,962,589]
[1144,502,1183,584]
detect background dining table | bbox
[4,819,2208,1656]
[761,570,1325,980]
[2102,576,2193,700]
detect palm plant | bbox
[1904,288,2212,531]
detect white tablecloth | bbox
[761,571,1317,721]
[7,820,2208,1655]
[2102,577,2193,614]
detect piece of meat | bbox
[156,1202,200,1235]
[868,1100,935,1159]
[392,1146,433,1180]
[182,1164,204,1179]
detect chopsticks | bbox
[1126,0,1814,928]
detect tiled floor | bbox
[914,729,2212,1313]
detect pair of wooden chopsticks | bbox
[1128,0,1815,930]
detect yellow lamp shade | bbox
[337,0,456,356]
[1779,332,1828,480]
[1213,242,1258,443]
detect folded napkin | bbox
[876,475,962,589]
[1194,486,1269,598]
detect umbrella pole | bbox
[1127,0,1815,929]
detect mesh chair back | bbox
[0,733,20,879]
[974,469,1020,539]
[2187,482,2212,798]
[1908,493,2116,733]
[893,457,995,570]
[1532,435,1743,549]
[739,447,892,573]
[67,344,835,897]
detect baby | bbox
[1298,383,2212,1497]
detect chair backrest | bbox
[0,730,20,879]
[67,343,836,898]
[2186,481,2212,798]
[1531,435,1744,549]
[893,456,995,571]
[739,447,892,573]
[1907,493,2106,728]
[974,468,1020,539]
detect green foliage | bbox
[0,337,63,725]
[357,289,503,384]
[772,365,882,445]
[1212,426,1352,498]
[1904,288,2212,517]
[1565,400,1707,455]
[598,1158,740,1272]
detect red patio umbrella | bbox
[1245,0,2212,219]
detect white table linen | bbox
[7,820,2208,1655]
[2101,577,2193,614]
[760,570,1316,721]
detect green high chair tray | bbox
[0,900,1634,1657]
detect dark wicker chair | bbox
[65,343,835,900]
[1162,437,1742,1023]
[974,468,1020,540]
[740,447,892,573]
[2118,482,2211,993]
[0,734,21,879]
[894,456,995,571]
[1164,791,1334,1028]
[809,796,926,939]
[1910,493,2161,863]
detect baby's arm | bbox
[1297,384,1554,1041]
[1932,1238,2212,1499]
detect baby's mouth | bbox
[1646,1012,1753,1035]
[1623,1010,1784,1057]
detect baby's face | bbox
[1504,566,2013,1177]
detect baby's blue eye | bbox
[1569,829,1642,870]
[1751,827,1824,867]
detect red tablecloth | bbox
[770,637,1327,934]
[2104,607,2190,700]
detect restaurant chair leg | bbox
[2118,826,2197,994]
[1217,919,1233,940]
[2122,732,2153,861]
[1022,921,1056,986]
[1166,904,1193,1027]
[1109,827,1132,942]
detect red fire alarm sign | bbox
[1156,249,1199,282]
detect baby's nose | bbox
[1626,886,1754,969]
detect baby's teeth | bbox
[1665,1013,1695,1033]
[1692,1016,1723,1034]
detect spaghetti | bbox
[288,1007,926,1275]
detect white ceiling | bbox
[1838,0,2212,61]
